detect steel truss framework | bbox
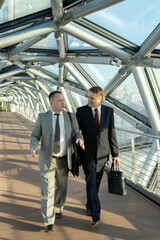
[0,0,160,195]
[0,0,159,135]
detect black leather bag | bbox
[70,143,81,177]
[106,163,127,196]
[68,112,81,177]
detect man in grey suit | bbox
[30,90,84,233]
[76,86,119,227]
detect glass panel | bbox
[115,113,142,142]
[80,64,119,88]
[70,91,87,108]
[30,33,58,49]
[43,64,59,76]
[0,0,50,23]
[86,0,160,47]
[110,73,148,117]
[46,82,57,92]
[67,72,79,84]
[67,23,120,49]
[68,34,96,50]
[154,69,160,87]
[0,23,34,36]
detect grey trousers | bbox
[40,156,68,226]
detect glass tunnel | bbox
[0,0,160,198]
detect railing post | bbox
[157,139,160,195]
[131,135,135,182]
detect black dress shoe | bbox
[56,212,63,219]
[91,220,100,228]
[45,224,53,232]
[87,208,91,216]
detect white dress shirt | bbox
[51,110,67,157]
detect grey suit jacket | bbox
[30,110,83,171]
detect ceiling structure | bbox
[0,0,160,136]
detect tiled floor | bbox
[0,112,160,240]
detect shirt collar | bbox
[51,110,63,116]
[91,105,101,112]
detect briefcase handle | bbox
[111,162,119,171]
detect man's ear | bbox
[99,96,103,101]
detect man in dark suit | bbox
[76,86,119,227]
[30,91,84,233]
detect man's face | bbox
[87,91,102,108]
[50,93,65,113]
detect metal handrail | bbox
[116,127,160,140]
[110,127,160,197]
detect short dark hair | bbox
[49,91,62,101]
[89,86,104,98]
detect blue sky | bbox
[86,0,160,46]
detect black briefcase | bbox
[70,143,81,177]
[105,163,127,196]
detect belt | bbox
[52,155,67,159]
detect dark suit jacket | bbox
[76,104,118,170]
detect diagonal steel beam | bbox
[63,62,91,91]
[0,20,55,49]
[132,66,160,132]
[60,23,131,63]
[139,24,160,57]
[0,68,24,80]
[27,68,57,84]
[61,0,124,26]
[9,34,49,57]
[51,0,64,21]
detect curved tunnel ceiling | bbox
[0,0,160,134]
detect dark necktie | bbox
[94,108,100,131]
[53,114,60,154]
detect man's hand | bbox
[112,157,120,166]
[31,147,38,158]
[76,139,85,150]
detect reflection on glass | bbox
[71,92,87,108]
[81,64,119,88]
[154,69,160,88]
[68,34,95,50]
[0,0,50,23]
[110,74,148,117]
[43,64,59,76]
[67,72,79,83]
[115,113,141,143]
[47,83,57,92]
[31,33,58,49]
[86,0,160,47]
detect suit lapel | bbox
[86,105,97,128]
[45,110,53,140]
[100,105,105,131]
[63,110,70,140]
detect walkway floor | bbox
[0,112,160,240]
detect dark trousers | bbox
[96,168,105,194]
[82,159,104,222]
